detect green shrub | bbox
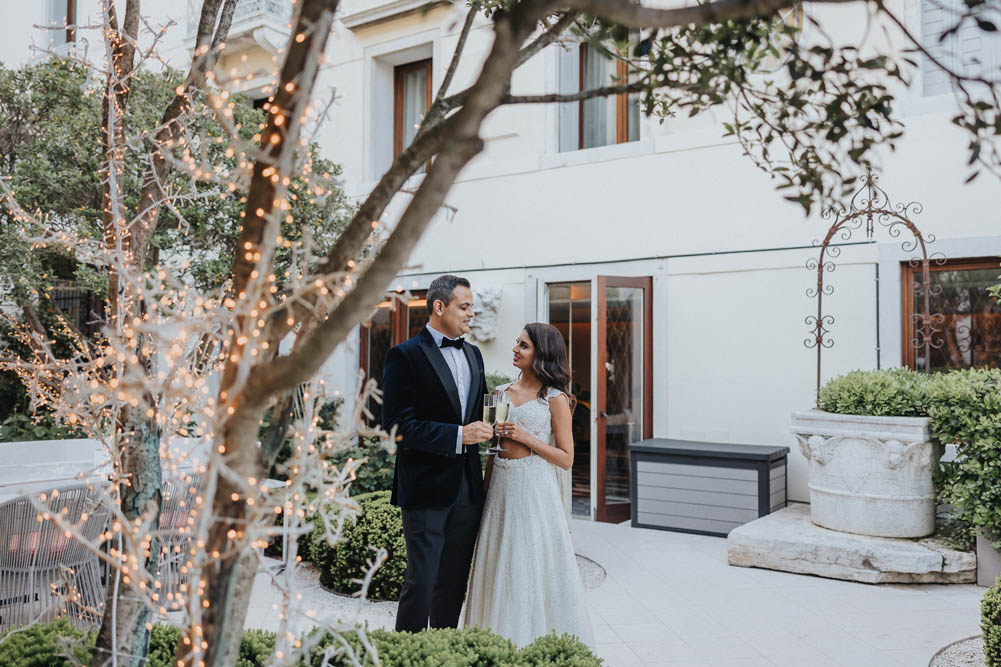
[305,627,600,666]
[984,579,1001,667]
[0,412,84,442]
[310,490,406,600]
[0,621,275,667]
[148,625,273,667]
[236,629,278,667]
[147,624,181,667]
[265,489,319,562]
[516,633,602,666]
[330,437,396,496]
[927,368,1001,550]
[817,367,929,416]
[0,619,93,666]
[1,622,601,667]
[486,373,514,394]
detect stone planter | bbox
[978,530,1001,587]
[791,411,942,538]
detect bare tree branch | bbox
[186,3,343,665]
[504,78,648,104]
[252,2,558,394]
[130,0,237,266]
[515,10,579,68]
[433,1,482,107]
[560,0,855,28]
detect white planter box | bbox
[978,530,1001,587]
[791,411,941,538]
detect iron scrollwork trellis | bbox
[806,170,946,402]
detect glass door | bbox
[596,276,652,523]
[547,282,593,518]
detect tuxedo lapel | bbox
[418,330,463,421]
[462,343,481,424]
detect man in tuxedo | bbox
[381,274,493,632]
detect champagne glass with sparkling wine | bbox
[483,392,509,454]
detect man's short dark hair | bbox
[426,275,471,315]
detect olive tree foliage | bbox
[0,60,350,310]
[1,0,1000,667]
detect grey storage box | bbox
[629,439,789,537]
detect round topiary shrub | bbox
[818,367,929,417]
[984,578,1001,667]
[517,633,602,666]
[309,490,407,601]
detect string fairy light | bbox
[0,1,389,662]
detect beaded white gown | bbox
[462,386,593,648]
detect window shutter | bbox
[922,0,1001,96]
[558,43,580,152]
[921,0,954,96]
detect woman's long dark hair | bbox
[523,322,574,407]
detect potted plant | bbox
[791,368,940,538]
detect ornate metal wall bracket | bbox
[807,170,945,402]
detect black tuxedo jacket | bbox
[382,327,486,509]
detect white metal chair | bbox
[157,473,203,610]
[0,483,110,631]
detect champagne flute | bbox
[482,393,506,454]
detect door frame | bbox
[595,275,653,523]
[541,279,597,520]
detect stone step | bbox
[727,503,976,584]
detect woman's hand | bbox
[495,421,532,447]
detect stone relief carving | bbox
[469,287,501,343]
[797,434,937,472]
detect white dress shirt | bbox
[426,324,471,454]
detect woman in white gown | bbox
[463,323,593,648]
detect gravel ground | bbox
[244,554,605,634]
[930,636,986,667]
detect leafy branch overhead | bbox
[467,0,1001,213]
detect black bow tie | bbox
[440,337,465,349]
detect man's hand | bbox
[461,421,494,445]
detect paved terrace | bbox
[245,511,984,667]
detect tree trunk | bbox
[179,400,267,667]
[91,412,163,667]
[91,3,163,665]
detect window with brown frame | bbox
[579,44,639,149]
[393,59,432,172]
[47,0,76,46]
[359,291,429,421]
[558,43,639,152]
[902,257,1001,370]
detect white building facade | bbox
[4,0,1000,523]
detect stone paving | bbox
[574,518,984,667]
[245,515,985,667]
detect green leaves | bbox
[622,12,911,215]
[983,579,1001,667]
[818,367,929,417]
[0,58,354,299]
[303,627,600,667]
[309,490,408,601]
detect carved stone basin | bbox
[791,410,942,538]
